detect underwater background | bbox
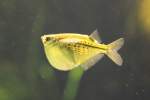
[0,0,150,100]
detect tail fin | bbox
[107,38,124,66]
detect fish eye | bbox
[45,37,51,41]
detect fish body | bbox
[41,30,124,71]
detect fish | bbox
[41,30,124,71]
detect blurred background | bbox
[0,0,150,100]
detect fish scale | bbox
[65,40,98,55]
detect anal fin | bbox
[81,53,104,70]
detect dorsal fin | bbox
[89,29,102,43]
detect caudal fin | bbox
[107,38,124,66]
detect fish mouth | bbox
[41,35,46,44]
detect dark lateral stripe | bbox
[76,43,107,50]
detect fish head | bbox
[41,34,56,46]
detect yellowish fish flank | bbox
[41,30,124,71]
